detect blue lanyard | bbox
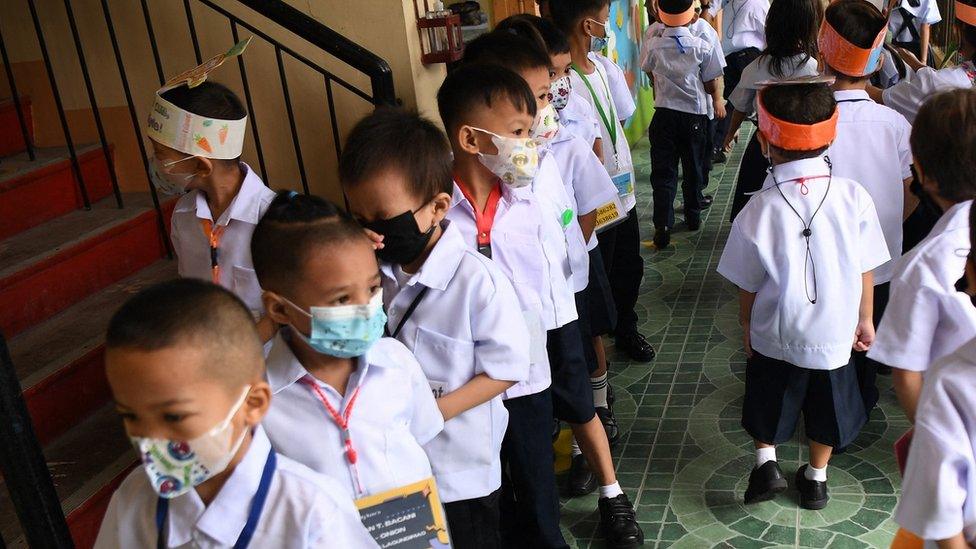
[670,36,687,54]
[156,448,277,549]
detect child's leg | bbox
[678,114,708,227]
[729,133,769,222]
[650,108,680,230]
[444,490,502,549]
[570,419,616,488]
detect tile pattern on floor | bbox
[557,131,908,548]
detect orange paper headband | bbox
[658,5,696,26]
[818,20,886,77]
[758,92,839,151]
[958,0,976,26]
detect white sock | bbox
[804,464,828,482]
[591,373,609,408]
[756,447,777,467]
[571,438,583,457]
[599,482,623,499]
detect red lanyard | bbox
[299,375,365,496]
[456,175,503,254]
[782,175,830,196]
[199,219,226,284]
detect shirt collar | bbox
[450,179,527,212]
[662,26,693,38]
[173,163,269,225]
[381,221,466,292]
[933,199,974,235]
[265,330,397,394]
[165,426,272,547]
[833,89,871,102]
[761,155,832,191]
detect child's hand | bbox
[853,318,875,352]
[363,228,385,250]
[723,129,739,152]
[742,323,753,359]
[896,47,925,71]
[714,100,727,120]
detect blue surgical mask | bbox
[587,18,609,52]
[283,292,387,358]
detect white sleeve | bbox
[471,265,531,382]
[717,222,766,293]
[896,114,914,180]
[602,56,637,120]
[867,275,941,371]
[921,0,942,24]
[882,67,971,124]
[858,190,891,272]
[309,492,380,548]
[729,62,759,114]
[406,353,445,445]
[701,42,725,83]
[568,139,618,215]
[92,492,123,549]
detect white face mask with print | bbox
[149,155,196,195]
[530,103,561,146]
[549,76,573,111]
[469,127,540,188]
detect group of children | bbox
[89,0,976,546]
[639,0,976,543]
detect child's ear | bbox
[193,156,214,178]
[756,132,770,158]
[243,381,272,425]
[262,291,292,326]
[457,126,482,155]
[431,191,453,221]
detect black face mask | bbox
[955,271,976,307]
[363,210,435,266]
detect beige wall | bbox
[0,0,447,203]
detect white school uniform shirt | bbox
[717,156,890,370]
[549,127,619,256]
[570,52,637,212]
[888,0,942,44]
[868,201,976,371]
[170,162,275,316]
[719,0,768,56]
[729,54,820,118]
[559,92,601,147]
[642,26,725,116]
[594,53,637,121]
[826,89,913,284]
[643,20,726,119]
[94,426,377,549]
[533,153,587,312]
[380,221,529,502]
[446,181,553,399]
[895,337,976,547]
[263,334,443,499]
[882,63,976,124]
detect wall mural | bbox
[606,0,655,144]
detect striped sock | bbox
[591,372,609,408]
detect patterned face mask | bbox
[549,76,572,112]
[470,127,540,188]
[130,386,251,499]
[148,155,196,195]
[530,103,561,146]
[587,18,609,52]
[284,292,387,358]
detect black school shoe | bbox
[701,195,714,209]
[599,493,644,548]
[653,227,671,249]
[712,150,728,164]
[616,331,656,363]
[596,406,621,447]
[744,461,788,504]
[569,454,598,496]
[795,465,829,510]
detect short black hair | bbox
[463,30,552,73]
[549,0,610,35]
[911,88,976,203]
[823,0,886,81]
[495,14,570,55]
[761,83,836,159]
[160,81,246,162]
[339,108,453,201]
[106,279,262,388]
[659,0,694,16]
[251,190,367,291]
[437,63,537,133]
[761,0,821,78]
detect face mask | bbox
[470,127,540,188]
[587,19,609,52]
[530,103,561,146]
[149,155,196,195]
[363,208,435,265]
[549,76,572,111]
[285,292,386,358]
[130,386,251,499]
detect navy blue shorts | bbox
[741,352,866,449]
[583,247,616,337]
[547,321,596,424]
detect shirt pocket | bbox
[413,327,476,382]
[501,231,546,306]
[232,265,264,316]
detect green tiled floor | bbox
[557,132,908,548]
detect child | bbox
[340,108,530,548]
[95,279,375,548]
[871,0,976,123]
[820,0,914,413]
[710,0,768,163]
[721,0,821,221]
[550,0,657,364]
[717,81,889,509]
[251,192,445,499]
[642,0,725,248]
[146,59,276,342]
[887,0,942,65]
[868,88,976,422]
[895,182,976,547]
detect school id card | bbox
[594,194,627,233]
[356,477,451,548]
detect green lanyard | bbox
[571,63,618,154]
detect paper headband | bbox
[146,38,251,160]
[758,89,839,151]
[658,4,696,26]
[818,20,886,77]
[958,0,976,26]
